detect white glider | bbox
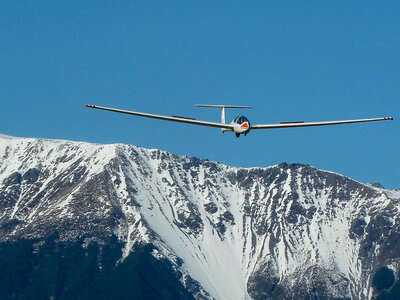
[85,104,393,138]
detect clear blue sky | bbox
[1,2,399,188]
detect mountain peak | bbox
[0,135,399,299]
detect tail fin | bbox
[194,104,251,131]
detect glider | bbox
[85,104,393,138]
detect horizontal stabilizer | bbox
[194,104,251,109]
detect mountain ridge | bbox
[0,134,399,299]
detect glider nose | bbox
[233,121,251,135]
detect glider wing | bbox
[251,117,394,129]
[85,104,234,130]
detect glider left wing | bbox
[251,117,393,129]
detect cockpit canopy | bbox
[233,116,250,125]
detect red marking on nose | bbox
[241,122,249,128]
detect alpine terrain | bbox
[0,134,399,299]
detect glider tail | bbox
[194,104,251,132]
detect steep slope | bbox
[0,134,399,299]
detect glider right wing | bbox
[85,104,234,130]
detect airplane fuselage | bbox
[231,115,251,137]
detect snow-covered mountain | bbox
[0,134,399,300]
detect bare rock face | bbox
[0,134,399,300]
